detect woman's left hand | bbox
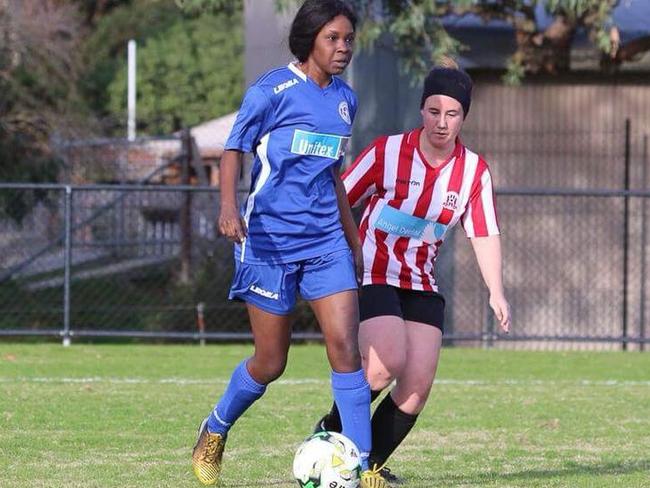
[353,247,364,285]
[489,294,511,334]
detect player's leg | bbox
[207,303,293,435]
[207,259,297,433]
[310,291,373,457]
[360,322,408,393]
[311,291,391,487]
[368,291,444,469]
[369,321,442,468]
[314,387,382,433]
[316,285,407,434]
[301,250,373,469]
[192,261,296,485]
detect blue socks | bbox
[206,361,371,471]
[207,359,266,436]
[331,368,372,470]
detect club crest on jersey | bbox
[443,191,459,211]
[338,101,351,124]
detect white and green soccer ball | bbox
[293,431,362,488]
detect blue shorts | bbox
[228,249,358,315]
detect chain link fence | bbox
[438,188,649,350]
[2,117,649,348]
[1,182,648,348]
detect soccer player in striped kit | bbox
[192,1,387,486]
[315,59,511,481]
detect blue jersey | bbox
[225,63,358,264]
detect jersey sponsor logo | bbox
[290,129,349,160]
[273,78,299,95]
[338,101,351,124]
[250,285,279,300]
[397,178,421,187]
[374,204,428,240]
[443,191,459,211]
[374,204,446,244]
[429,222,448,242]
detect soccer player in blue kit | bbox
[191,1,388,486]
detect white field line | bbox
[0,377,649,386]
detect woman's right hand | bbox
[218,203,247,243]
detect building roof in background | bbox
[188,111,237,158]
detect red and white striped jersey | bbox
[342,127,499,291]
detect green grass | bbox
[1,344,649,488]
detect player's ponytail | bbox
[434,56,460,70]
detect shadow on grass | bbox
[187,459,650,487]
[412,459,650,486]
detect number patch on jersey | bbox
[290,129,349,160]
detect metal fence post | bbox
[180,129,192,284]
[197,302,206,346]
[622,119,631,350]
[641,134,648,352]
[62,185,72,347]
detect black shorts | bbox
[359,284,445,333]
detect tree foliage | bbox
[71,0,132,25]
[348,0,625,83]
[82,0,244,135]
[80,0,182,123]
[0,0,92,222]
[272,0,642,84]
[170,0,240,15]
[0,0,87,182]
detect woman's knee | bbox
[365,368,393,391]
[249,353,288,384]
[392,380,433,414]
[366,349,406,385]
[325,335,361,372]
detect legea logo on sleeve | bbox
[290,130,349,160]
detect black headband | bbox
[420,67,473,117]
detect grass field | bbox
[1,343,649,488]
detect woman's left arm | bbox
[333,168,363,284]
[470,235,510,333]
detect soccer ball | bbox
[293,431,362,488]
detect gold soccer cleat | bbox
[360,463,390,488]
[377,465,401,484]
[191,418,226,485]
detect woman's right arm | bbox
[218,83,273,243]
[342,137,382,208]
[218,150,247,243]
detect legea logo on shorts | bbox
[250,285,279,300]
[290,129,349,160]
